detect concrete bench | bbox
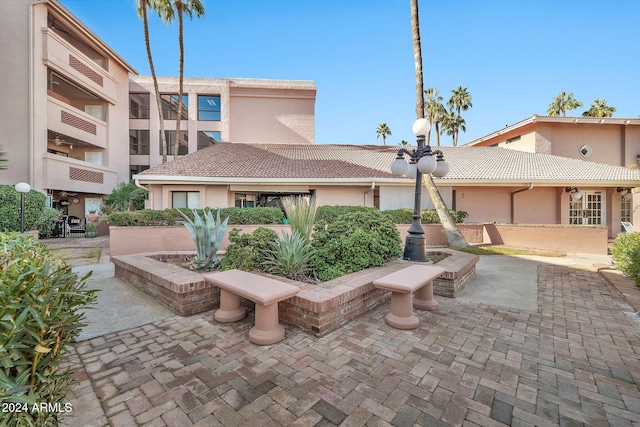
[373,265,445,329]
[204,269,300,345]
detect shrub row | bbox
[382,208,469,224]
[108,207,285,226]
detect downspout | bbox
[135,179,151,209]
[364,182,375,206]
[511,183,534,223]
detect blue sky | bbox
[60,0,639,146]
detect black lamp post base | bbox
[403,234,431,262]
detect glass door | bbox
[569,191,605,225]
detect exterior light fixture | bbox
[565,187,582,201]
[390,118,449,262]
[14,182,31,233]
[617,187,633,201]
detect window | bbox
[130,93,150,119]
[161,94,188,120]
[130,130,150,155]
[621,196,632,224]
[85,151,103,165]
[173,191,200,208]
[198,95,221,121]
[160,131,188,155]
[197,131,221,150]
[234,194,255,208]
[506,136,521,144]
[130,165,149,180]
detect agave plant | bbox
[262,229,315,280]
[178,208,229,271]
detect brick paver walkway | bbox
[61,265,640,427]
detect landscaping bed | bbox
[112,249,478,336]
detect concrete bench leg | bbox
[249,303,285,345]
[214,289,246,323]
[385,292,419,330]
[413,282,439,311]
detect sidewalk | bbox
[44,238,640,426]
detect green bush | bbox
[103,180,146,212]
[35,207,62,239]
[0,185,47,233]
[0,233,96,425]
[218,227,279,272]
[382,208,469,224]
[108,207,284,227]
[612,232,640,287]
[315,205,375,224]
[311,210,402,281]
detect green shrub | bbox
[262,230,315,280]
[612,232,640,287]
[0,185,47,233]
[218,227,279,272]
[0,233,96,425]
[108,207,285,227]
[383,208,469,224]
[311,210,402,281]
[35,207,62,239]
[315,205,374,224]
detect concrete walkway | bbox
[47,238,639,427]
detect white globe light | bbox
[432,161,449,178]
[623,191,633,201]
[571,191,582,201]
[417,155,437,174]
[390,158,408,176]
[15,182,31,193]
[412,118,431,136]
[406,162,418,179]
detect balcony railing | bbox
[42,28,118,104]
[43,153,117,195]
[48,96,107,148]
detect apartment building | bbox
[0,0,136,217]
[128,76,316,175]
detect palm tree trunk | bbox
[410,0,468,248]
[174,1,184,159]
[141,1,168,164]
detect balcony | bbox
[48,96,107,148]
[42,28,118,104]
[43,153,117,195]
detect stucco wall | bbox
[378,185,452,211]
[314,186,376,207]
[543,123,625,166]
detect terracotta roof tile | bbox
[137,143,640,185]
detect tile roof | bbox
[137,143,640,185]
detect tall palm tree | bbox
[547,92,583,117]
[582,99,616,117]
[376,123,392,146]
[447,86,472,146]
[424,87,442,146]
[160,0,205,158]
[137,0,169,164]
[409,0,468,248]
[441,109,466,147]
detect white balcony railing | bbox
[47,96,107,149]
[42,28,118,104]
[43,153,117,195]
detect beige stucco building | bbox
[128,76,316,174]
[0,0,137,217]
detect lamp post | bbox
[15,182,31,233]
[390,118,449,262]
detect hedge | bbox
[108,207,285,226]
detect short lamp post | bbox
[15,182,31,233]
[390,118,449,262]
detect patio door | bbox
[569,191,605,225]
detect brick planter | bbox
[112,249,478,336]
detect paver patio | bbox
[60,264,640,427]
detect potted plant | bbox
[85,222,98,238]
[87,209,99,223]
